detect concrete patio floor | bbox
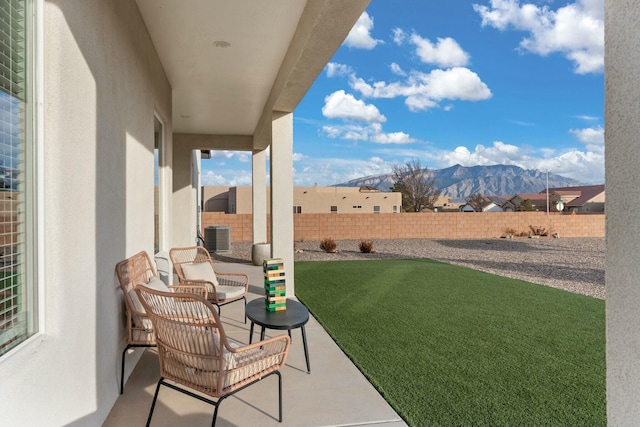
[104,261,407,427]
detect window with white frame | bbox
[330,205,337,214]
[0,0,36,357]
[293,205,302,214]
[373,205,380,213]
[153,117,162,253]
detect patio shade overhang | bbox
[135,0,371,150]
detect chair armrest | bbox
[215,272,250,289]
[225,334,290,359]
[219,335,290,390]
[169,284,209,300]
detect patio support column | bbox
[270,113,294,296]
[606,0,640,424]
[172,141,197,248]
[252,148,268,244]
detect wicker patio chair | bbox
[116,251,209,394]
[135,285,290,427]
[169,246,249,322]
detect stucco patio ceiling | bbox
[135,0,369,149]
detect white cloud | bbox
[207,150,251,163]
[410,34,470,67]
[371,131,415,144]
[332,29,490,113]
[321,125,343,139]
[328,68,494,114]
[441,141,525,167]
[415,67,492,101]
[390,62,406,76]
[348,67,491,112]
[201,168,252,186]
[209,150,236,160]
[321,122,416,145]
[326,62,353,78]
[344,12,383,49]
[392,28,406,45]
[201,170,228,185]
[293,152,307,162]
[570,126,605,154]
[511,120,535,127]
[574,114,599,121]
[570,126,604,145]
[473,0,604,74]
[322,90,386,123]
[293,156,394,186]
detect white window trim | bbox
[35,0,45,336]
[154,113,168,252]
[0,0,46,364]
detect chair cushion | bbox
[146,276,171,292]
[128,289,145,314]
[128,277,168,315]
[176,334,273,389]
[128,284,157,329]
[128,277,171,329]
[215,285,245,300]
[169,326,229,374]
[182,262,219,289]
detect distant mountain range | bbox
[335,164,587,202]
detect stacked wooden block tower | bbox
[263,258,286,311]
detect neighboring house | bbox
[0,2,369,426]
[460,195,508,212]
[507,193,549,211]
[202,185,402,214]
[542,185,605,213]
[431,195,457,212]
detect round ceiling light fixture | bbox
[213,40,231,48]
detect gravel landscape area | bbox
[214,237,605,299]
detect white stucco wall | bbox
[0,1,172,425]
[606,1,640,425]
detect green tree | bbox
[517,199,535,211]
[392,160,441,212]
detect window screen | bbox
[0,0,34,357]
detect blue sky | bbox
[201,0,604,187]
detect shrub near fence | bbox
[201,212,605,243]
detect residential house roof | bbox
[359,186,379,193]
[544,185,605,207]
[513,193,548,202]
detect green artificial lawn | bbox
[295,259,605,427]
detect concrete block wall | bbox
[202,212,604,242]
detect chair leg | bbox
[277,370,283,422]
[243,296,247,324]
[210,395,228,427]
[146,377,164,427]
[120,345,132,394]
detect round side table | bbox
[246,298,310,373]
